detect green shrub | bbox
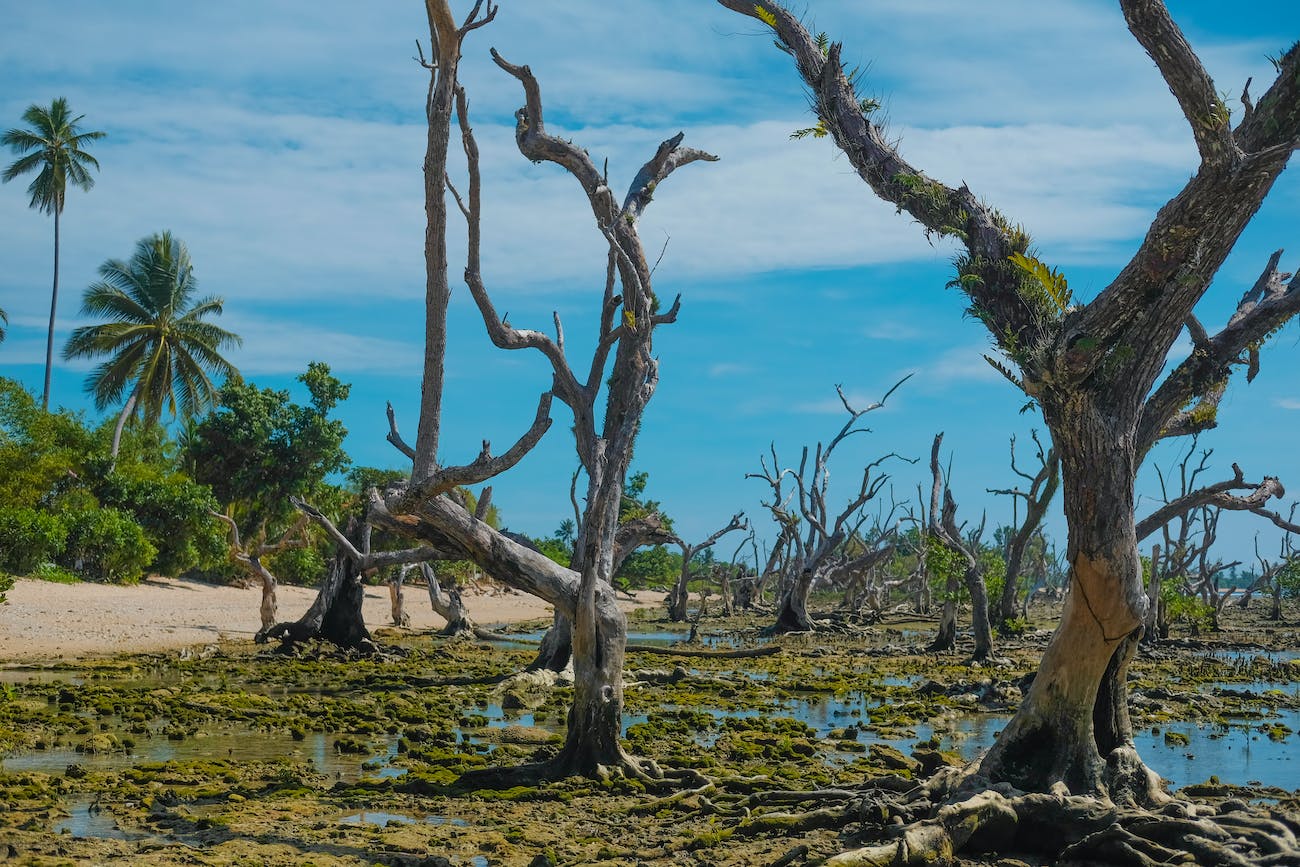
[0,506,69,575]
[93,473,225,576]
[60,508,156,584]
[31,562,79,584]
[264,546,326,586]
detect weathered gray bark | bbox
[409,0,496,484]
[419,562,474,636]
[277,504,445,651]
[372,16,715,780]
[719,0,1300,802]
[388,567,410,627]
[210,511,310,643]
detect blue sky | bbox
[2,1,1299,565]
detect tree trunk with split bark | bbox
[980,402,1153,798]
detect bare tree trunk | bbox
[668,558,692,622]
[389,567,410,627]
[266,519,375,652]
[966,563,994,661]
[992,435,1059,633]
[928,594,958,652]
[527,610,572,672]
[420,562,473,636]
[980,410,1154,800]
[248,555,278,642]
[771,568,814,633]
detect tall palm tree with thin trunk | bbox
[63,231,241,460]
[2,98,105,409]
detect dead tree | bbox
[388,566,410,627]
[1134,447,1300,636]
[666,512,747,622]
[1240,511,1300,620]
[359,1,718,782]
[417,562,475,636]
[264,500,442,651]
[924,433,995,661]
[749,381,905,633]
[720,0,1300,808]
[210,511,311,643]
[988,431,1058,634]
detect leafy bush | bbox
[93,472,225,576]
[60,508,156,584]
[0,572,12,605]
[0,506,69,575]
[264,547,326,586]
[31,562,79,584]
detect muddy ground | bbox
[1,600,1298,865]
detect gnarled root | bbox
[822,786,1300,867]
[456,746,710,796]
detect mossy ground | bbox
[2,601,1299,865]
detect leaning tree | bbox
[719,0,1300,819]
[317,0,719,781]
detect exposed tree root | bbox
[654,762,1300,867]
[455,748,710,795]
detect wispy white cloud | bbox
[708,362,752,378]
[1275,398,1300,411]
[864,320,921,341]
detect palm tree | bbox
[2,98,105,409]
[0,307,7,345]
[63,231,242,460]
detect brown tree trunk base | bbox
[526,613,573,672]
[766,570,815,634]
[263,553,376,653]
[927,602,957,652]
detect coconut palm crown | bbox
[2,98,105,408]
[64,232,241,455]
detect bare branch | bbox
[210,510,243,553]
[650,294,683,326]
[1138,250,1300,453]
[474,486,493,522]
[490,48,614,222]
[457,0,497,38]
[1119,0,1235,165]
[1135,463,1286,541]
[622,131,719,224]
[385,401,418,461]
[292,497,447,568]
[611,511,676,574]
[403,391,555,501]
[714,1,1031,347]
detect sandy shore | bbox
[0,576,664,662]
